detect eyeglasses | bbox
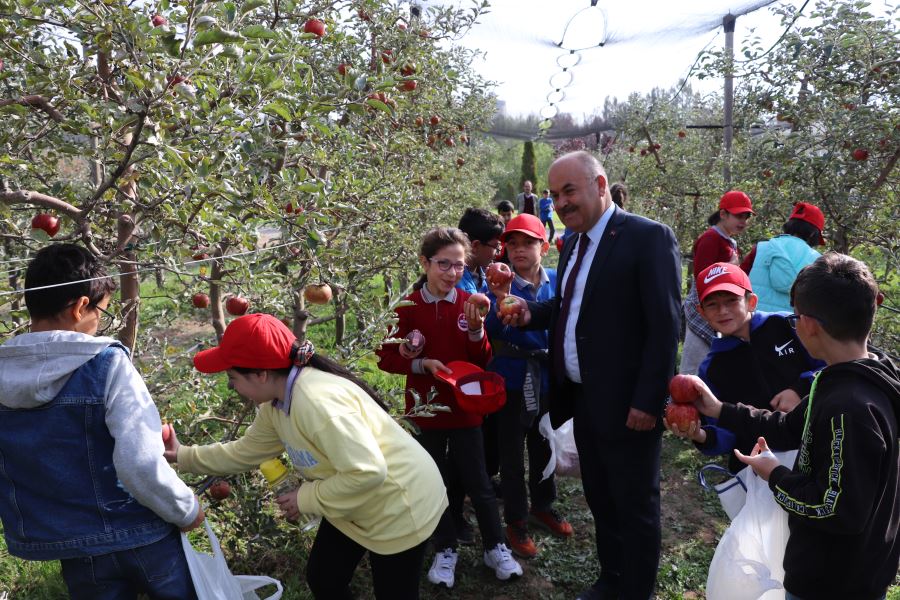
[482,241,502,254]
[428,258,466,273]
[94,305,119,336]
[786,313,825,329]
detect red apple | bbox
[653,143,661,150]
[208,479,231,500]
[628,146,635,153]
[668,374,701,404]
[498,295,526,318]
[430,115,441,126]
[31,214,60,237]
[151,14,167,27]
[304,283,333,305]
[485,262,514,287]
[677,130,686,138]
[358,9,372,21]
[852,148,869,161]
[192,252,210,261]
[225,296,249,316]
[762,169,773,178]
[192,293,210,309]
[381,49,393,64]
[443,137,455,147]
[337,63,347,76]
[665,402,699,430]
[397,22,407,31]
[415,116,424,127]
[456,158,465,167]
[467,293,491,316]
[400,63,417,76]
[161,423,172,443]
[640,149,647,156]
[404,329,426,352]
[418,28,429,39]
[303,18,325,37]
[399,80,417,92]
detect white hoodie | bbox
[0,331,199,528]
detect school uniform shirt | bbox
[176,367,447,555]
[485,267,556,395]
[717,352,900,600]
[457,266,487,294]
[376,286,492,430]
[696,311,824,472]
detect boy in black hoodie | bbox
[692,252,900,600]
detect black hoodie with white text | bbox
[718,350,900,600]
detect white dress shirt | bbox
[560,203,616,383]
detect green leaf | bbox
[194,28,242,46]
[366,98,391,114]
[297,182,321,193]
[242,24,276,39]
[263,102,292,120]
[240,0,267,15]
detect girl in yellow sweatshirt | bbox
[164,313,446,600]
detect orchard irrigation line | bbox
[0,237,306,298]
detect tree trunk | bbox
[334,294,346,347]
[116,215,139,354]
[383,273,393,308]
[209,254,226,342]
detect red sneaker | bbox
[505,521,538,558]
[529,508,573,538]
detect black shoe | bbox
[576,580,619,600]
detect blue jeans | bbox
[60,528,197,600]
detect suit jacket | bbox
[528,208,682,439]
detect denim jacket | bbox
[0,345,173,559]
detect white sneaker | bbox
[427,548,458,588]
[484,543,523,580]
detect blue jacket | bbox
[485,267,557,395]
[749,235,820,313]
[539,197,553,222]
[0,345,173,559]
[457,266,487,295]
[695,311,824,472]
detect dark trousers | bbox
[306,518,428,600]
[417,427,503,550]
[447,413,500,528]
[60,528,197,600]
[542,218,556,240]
[572,390,662,600]
[498,390,556,524]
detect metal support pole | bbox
[723,14,736,187]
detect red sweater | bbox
[376,288,492,430]
[692,227,741,275]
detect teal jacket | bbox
[749,235,820,313]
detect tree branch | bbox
[90,111,147,204]
[0,190,82,217]
[0,95,63,121]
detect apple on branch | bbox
[31,214,60,238]
[225,296,249,316]
[304,283,333,305]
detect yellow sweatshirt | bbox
[177,367,447,555]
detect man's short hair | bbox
[790,252,878,343]
[25,244,117,320]
[458,207,505,244]
[497,200,515,213]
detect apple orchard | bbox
[0,0,898,596]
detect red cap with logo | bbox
[718,190,755,215]
[696,262,753,302]
[788,202,826,245]
[193,313,295,373]
[501,213,547,243]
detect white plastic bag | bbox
[705,468,791,600]
[538,414,581,480]
[182,520,284,600]
[700,450,798,521]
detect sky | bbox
[412,0,894,119]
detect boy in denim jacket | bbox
[0,244,203,599]
[485,214,573,558]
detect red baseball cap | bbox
[194,313,295,373]
[501,213,547,243]
[696,262,753,302]
[788,202,826,245]
[718,190,755,215]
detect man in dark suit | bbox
[494,151,681,599]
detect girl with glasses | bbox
[376,227,522,589]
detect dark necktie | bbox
[553,233,589,382]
